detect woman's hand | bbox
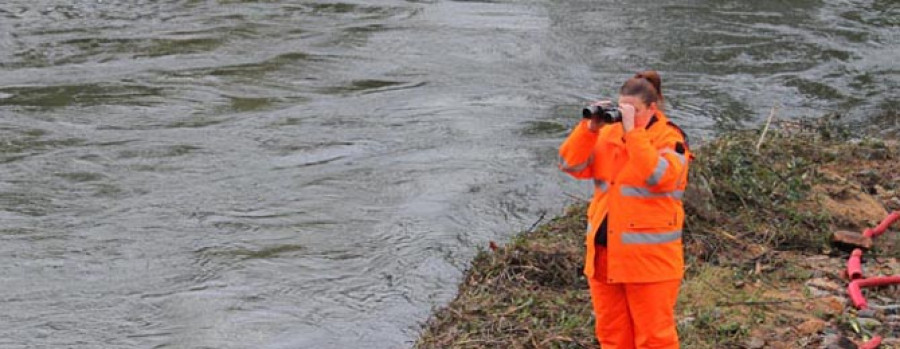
[620,103,636,132]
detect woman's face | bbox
[618,95,656,127]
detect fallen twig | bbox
[716,295,830,307]
[562,192,589,203]
[527,212,546,233]
[756,103,780,153]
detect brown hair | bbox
[619,70,664,107]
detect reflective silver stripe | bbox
[660,149,687,166]
[621,230,682,244]
[646,150,687,186]
[593,179,609,192]
[621,186,684,200]
[645,156,669,186]
[675,152,688,188]
[559,154,594,173]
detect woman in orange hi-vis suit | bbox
[559,71,691,349]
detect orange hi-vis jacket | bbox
[559,111,691,284]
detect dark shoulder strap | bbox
[645,116,659,129]
[666,121,690,153]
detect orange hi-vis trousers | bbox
[588,246,681,349]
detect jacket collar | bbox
[645,111,668,130]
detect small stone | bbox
[774,326,791,337]
[822,334,859,349]
[796,318,826,335]
[858,309,877,318]
[882,338,900,346]
[814,296,846,317]
[857,317,882,330]
[746,337,766,349]
[832,230,874,250]
[678,316,695,326]
[807,278,841,294]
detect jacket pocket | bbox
[625,213,676,230]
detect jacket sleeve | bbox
[623,128,687,190]
[558,120,598,179]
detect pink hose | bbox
[859,336,882,349]
[849,280,867,309]
[848,276,900,310]
[865,211,900,238]
[848,248,864,280]
[843,212,900,349]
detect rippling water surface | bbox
[0,0,896,347]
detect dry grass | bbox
[416,204,594,348]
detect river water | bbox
[0,0,896,348]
